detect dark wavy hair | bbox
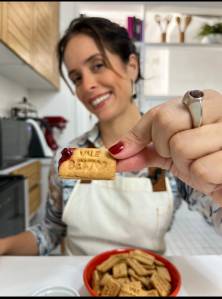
[57,16,142,94]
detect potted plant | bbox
[197,22,222,44]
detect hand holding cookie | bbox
[58,147,116,180]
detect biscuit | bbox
[116,277,131,286]
[96,255,121,273]
[126,258,150,276]
[154,260,165,267]
[100,273,112,286]
[92,269,101,293]
[130,254,155,267]
[58,147,116,180]
[157,266,171,282]
[119,281,148,296]
[128,268,150,288]
[101,277,121,296]
[113,262,128,278]
[145,289,159,296]
[150,271,171,296]
[130,250,155,266]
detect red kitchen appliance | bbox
[42,116,68,151]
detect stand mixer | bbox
[43,116,68,151]
[10,98,68,155]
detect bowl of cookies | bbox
[83,248,181,296]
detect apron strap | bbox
[148,167,166,191]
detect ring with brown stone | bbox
[182,90,204,128]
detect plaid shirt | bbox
[28,122,222,255]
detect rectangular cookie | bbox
[96,255,121,273]
[150,271,171,296]
[101,277,121,296]
[113,262,128,278]
[130,250,155,266]
[100,273,113,286]
[128,268,150,288]
[58,147,116,180]
[119,281,147,296]
[157,266,171,282]
[91,269,101,293]
[126,258,150,276]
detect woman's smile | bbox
[89,92,113,110]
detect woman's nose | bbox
[82,72,97,93]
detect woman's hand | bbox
[108,89,222,205]
[0,238,8,255]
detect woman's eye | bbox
[93,62,104,71]
[72,76,81,85]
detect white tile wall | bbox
[0,74,29,117]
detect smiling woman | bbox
[32,16,176,256]
[58,21,141,126]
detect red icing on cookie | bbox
[58,148,75,168]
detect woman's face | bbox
[64,33,138,122]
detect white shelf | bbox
[135,42,222,48]
[144,95,180,101]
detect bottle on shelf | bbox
[127,16,143,41]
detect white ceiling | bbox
[76,1,222,17]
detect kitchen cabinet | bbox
[32,2,60,88]
[0,2,2,38]
[0,2,60,90]
[1,2,33,65]
[11,160,41,220]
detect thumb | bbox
[108,108,157,159]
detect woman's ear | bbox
[127,54,139,81]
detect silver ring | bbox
[182,90,204,128]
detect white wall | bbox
[0,74,29,117]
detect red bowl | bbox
[83,248,181,297]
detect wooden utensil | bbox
[176,15,192,43]
[175,16,184,43]
[155,14,165,42]
[164,15,172,42]
[184,15,192,33]
[155,14,172,43]
[155,14,162,31]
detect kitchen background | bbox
[0,1,222,255]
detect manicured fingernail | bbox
[108,141,124,155]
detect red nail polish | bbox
[108,142,124,155]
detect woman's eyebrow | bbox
[68,53,102,77]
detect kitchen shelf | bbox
[143,95,180,101]
[135,42,222,48]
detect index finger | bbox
[108,106,159,159]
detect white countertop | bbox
[0,255,222,296]
[0,158,52,175]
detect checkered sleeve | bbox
[27,150,74,255]
[175,177,222,236]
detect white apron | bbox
[62,175,174,256]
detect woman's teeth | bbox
[92,94,110,107]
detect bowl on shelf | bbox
[83,248,181,297]
[201,33,222,44]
